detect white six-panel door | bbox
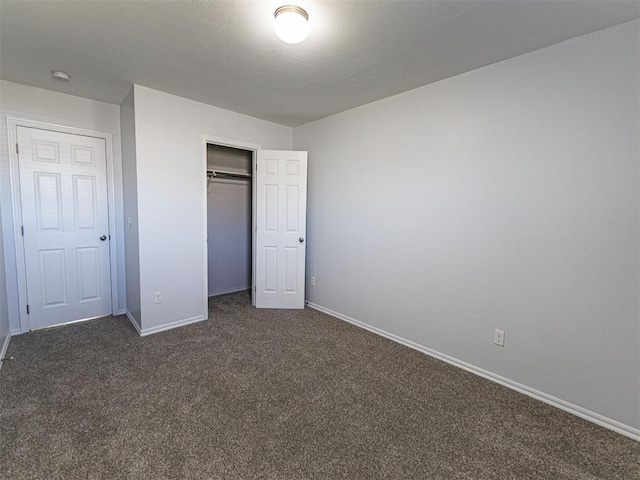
[17,126,112,329]
[255,150,308,309]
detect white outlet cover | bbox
[494,329,505,347]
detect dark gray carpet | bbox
[0,291,637,479]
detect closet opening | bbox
[205,141,256,309]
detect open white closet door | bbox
[255,150,308,309]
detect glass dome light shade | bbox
[274,5,309,44]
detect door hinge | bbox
[21,226,24,236]
[26,304,30,314]
[16,143,19,155]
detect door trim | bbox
[202,135,261,310]
[7,117,120,333]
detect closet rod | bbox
[207,170,252,180]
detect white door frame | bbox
[7,117,120,332]
[202,135,261,310]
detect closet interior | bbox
[206,143,252,298]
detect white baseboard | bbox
[0,333,11,370]
[139,315,206,337]
[306,301,640,442]
[125,310,142,335]
[115,308,127,316]
[10,327,23,336]
[0,333,11,358]
[208,287,250,297]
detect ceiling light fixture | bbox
[51,70,71,81]
[274,5,309,44]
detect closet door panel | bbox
[256,150,307,309]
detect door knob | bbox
[299,237,304,243]
[100,235,107,241]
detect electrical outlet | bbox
[153,291,162,304]
[311,276,316,286]
[494,329,505,347]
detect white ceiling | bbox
[1,1,638,127]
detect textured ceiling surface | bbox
[1,1,638,126]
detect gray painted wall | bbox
[130,85,292,334]
[294,20,639,431]
[207,145,252,296]
[120,89,141,328]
